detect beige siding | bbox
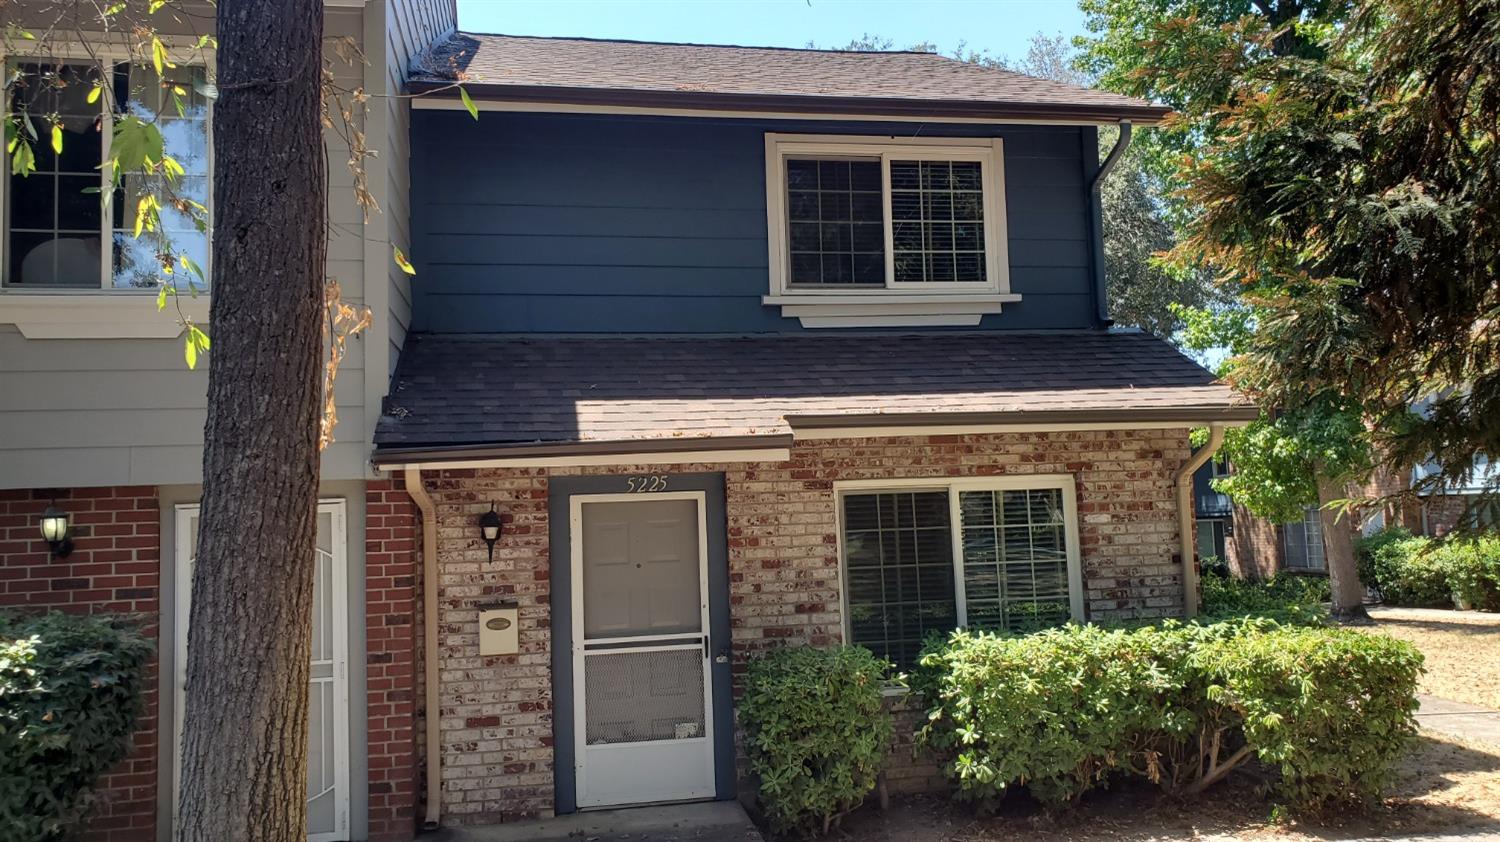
[0,7,377,489]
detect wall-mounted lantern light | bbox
[39,504,73,559]
[478,503,503,563]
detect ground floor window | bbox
[1283,506,1327,571]
[837,476,1083,669]
[1469,497,1500,532]
[1196,518,1228,563]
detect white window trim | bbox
[1283,506,1327,571]
[763,133,1016,328]
[833,475,1086,656]
[0,41,214,339]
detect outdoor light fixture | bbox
[478,503,503,563]
[39,504,73,559]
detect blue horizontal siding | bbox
[410,111,1100,334]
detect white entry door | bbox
[571,492,716,809]
[173,501,350,841]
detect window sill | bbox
[0,291,208,339]
[762,292,1022,328]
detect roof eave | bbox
[408,81,1174,126]
[787,405,1261,430]
[371,433,795,467]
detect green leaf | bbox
[87,84,102,105]
[151,38,171,75]
[11,141,34,176]
[156,285,168,311]
[179,254,206,284]
[393,245,416,275]
[183,324,210,369]
[50,124,62,155]
[458,86,479,121]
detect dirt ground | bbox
[1368,605,1500,711]
[832,735,1500,841]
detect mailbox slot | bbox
[478,602,519,656]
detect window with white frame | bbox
[1283,507,1327,571]
[838,477,1082,670]
[764,134,1012,325]
[1195,517,1227,562]
[3,58,210,290]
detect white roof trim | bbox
[793,419,1254,439]
[378,447,792,471]
[411,96,1140,127]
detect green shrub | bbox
[1355,526,1414,586]
[1365,532,1447,605]
[1193,625,1423,805]
[1,612,153,841]
[915,618,1421,812]
[1434,537,1500,611]
[1200,572,1330,619]
[915,623,1200,807]
[739,645,893,836]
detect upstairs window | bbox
[3,59,211,290]
[764,134,1013,327]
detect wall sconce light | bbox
[478,503,503,563]
[39,504,73,559]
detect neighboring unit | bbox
[1193,454,1497,581]
[0,2,454,841]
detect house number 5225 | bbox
[626,475,668,493]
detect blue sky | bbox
[456,0,1087,60]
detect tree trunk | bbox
[1315,472,1370,622]
[176,2,326,840]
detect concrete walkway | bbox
[432,801,764,842]
[1418,693,1500,745]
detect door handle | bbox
[704,635,729,664]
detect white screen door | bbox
[570,492,715,808]
[173,501,350,840]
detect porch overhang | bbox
[373,434,794,471]
[373,330,1257,469]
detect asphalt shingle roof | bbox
[374,331,1251,453]
[409,33,1171,124]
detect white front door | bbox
[173,501,350,841]
[570,492,716,809]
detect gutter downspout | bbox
[404,467,442,831]
[1088,120,1133,327]
[1174,424,1226,618]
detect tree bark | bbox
[1316,472,1370,622]
[176,2,326,840]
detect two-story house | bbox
[370,33,1253,825]
[2,20,1257,842]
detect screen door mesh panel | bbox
[585,648,705,745]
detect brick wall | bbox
[1422,494,1474,538]
[0,487,160,842]
[366,481,421,842]
[1226,501,1281,580]
[416,429,1193,823]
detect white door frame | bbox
[569,491,716,809]
[172,500,351,841]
